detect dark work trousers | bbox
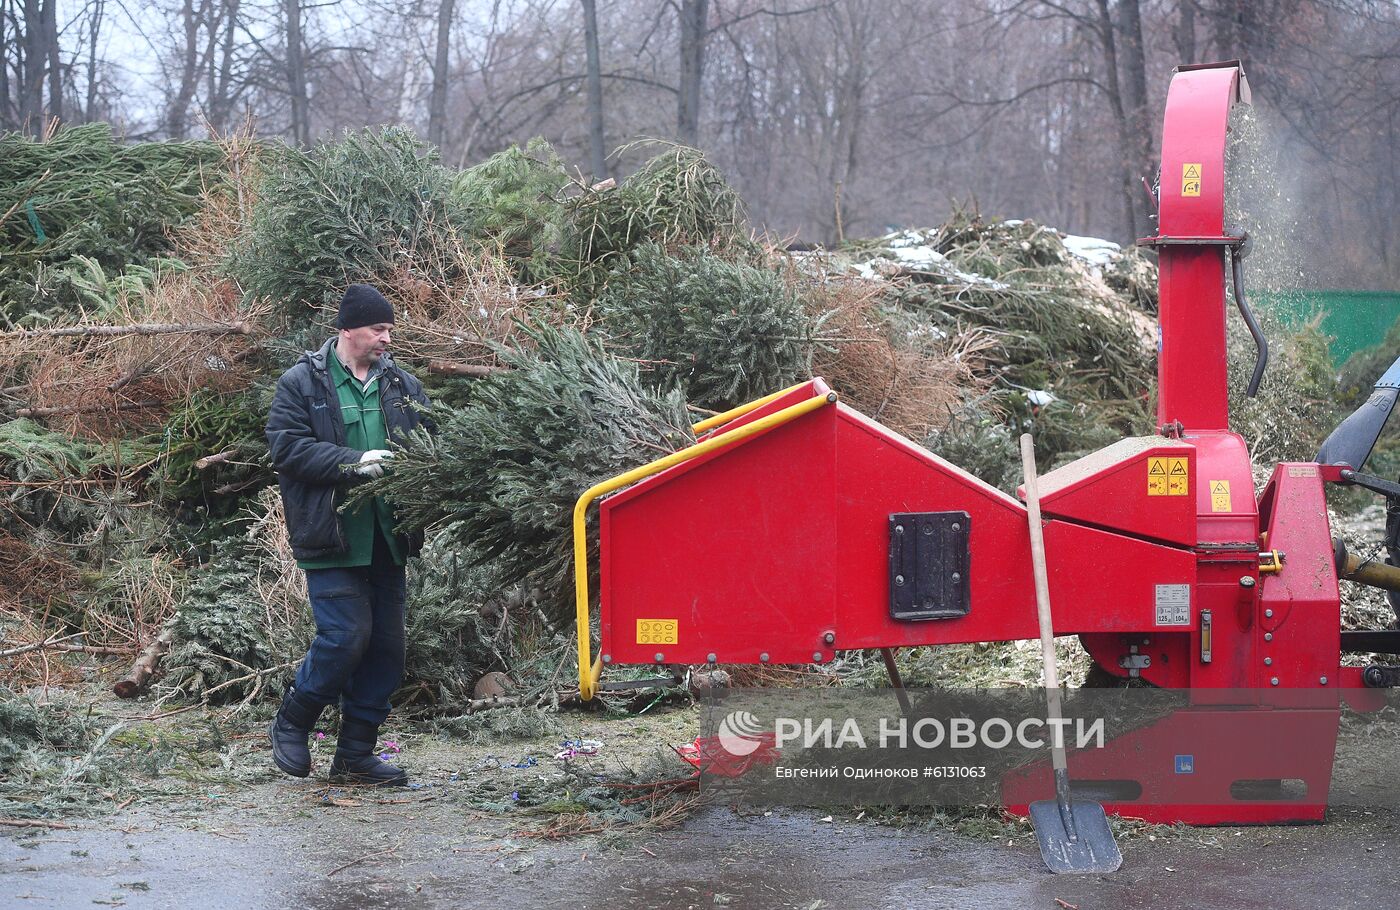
[293,530,406,726]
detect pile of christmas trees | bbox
[0,124,1346,716]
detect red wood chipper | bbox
[572,62,1400,826]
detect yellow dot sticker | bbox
[1182,162,1202,197]
[1148,457,1189,496]
[636,619,678,645]
[1210,479,1231,513]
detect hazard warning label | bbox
[1182,162,1202,197]
[1148,457,1189,496]
[1210,479,1231,512]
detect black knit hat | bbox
[336,284,395,329]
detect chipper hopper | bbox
[573,62,1400,826]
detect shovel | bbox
[1019,433,1122,875]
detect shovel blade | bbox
[1029,798,1123,874]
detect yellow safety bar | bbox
[690,382,811,436]
[575,389,837,700]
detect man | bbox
[264,283,432,786]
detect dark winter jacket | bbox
[266,338,434,562]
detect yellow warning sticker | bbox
[1147,458,1168,496]
[1148,457,1189,496]
[1182,162,1202,197]
[1167,458,1189,496]
[1210,479,1231,513]
[636,619,678,645]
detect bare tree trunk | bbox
[5,320,255,339]
[840,9,869,190]
[16,400,162,418]
[21,0,44,134]
[1209,0,1253,63]
[84,0,103,121]
[43,0,59,125]
[427,0,455,148]
[202,0,219,128]
[1174,0,1196,64]
[0,0,13,128]
[426,359,504,377]
[1094,0,1137,240]
[166,0,203,139]
[677,0,708,146]
[581,0,608,179]
[1117,0,1152,218]
[210,0,240,131]
[825,1,871,237]
[112,627,175,699]
[284,0,309,145]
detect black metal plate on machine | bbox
[888,511,970,621]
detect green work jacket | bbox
[297,352,406,570]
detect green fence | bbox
[1255,289,1400,366]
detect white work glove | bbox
[354,449,394,478]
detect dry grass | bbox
[2,124,267,438]
[0,531,79,614]
[311,236,569,370]
[90,551,185,651]
[7,280,266,437]
[723,663,843,688]
[797,260,993,440]
[244,485,306,636]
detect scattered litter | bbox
[554,738,603,761]
[510,756,536,769]
[676,734,780,776]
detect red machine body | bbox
[589,62,1364,825]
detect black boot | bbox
[268,688,325,778]
[328,719,409,787]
